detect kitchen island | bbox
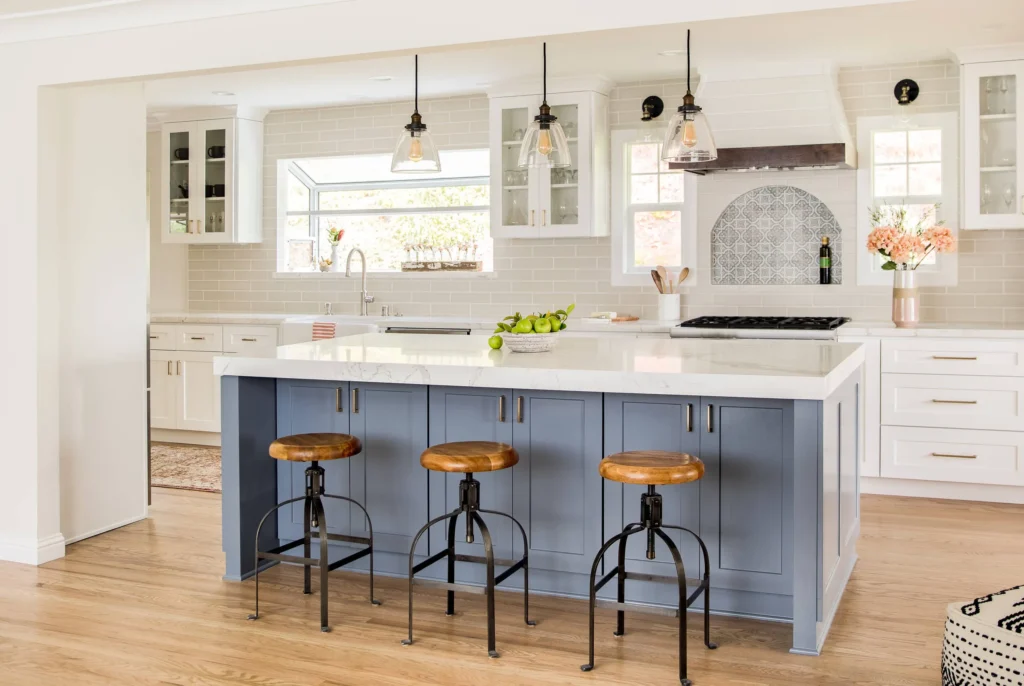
[215,334,864,655]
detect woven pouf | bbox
[942,584,1024,685]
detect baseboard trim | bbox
[64,515,147,545]
[152,429,221,447]
[862,477,1024,504]
[0,533,66,565]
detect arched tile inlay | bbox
[711,186,842,285]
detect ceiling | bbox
[144,0,1024,112]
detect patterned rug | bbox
[151,442,221,493]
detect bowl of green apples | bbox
[490,304,575,353]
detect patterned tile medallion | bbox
[711,186,843,285]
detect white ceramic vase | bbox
[329,244,342,272]
[892,268,919,328]
[657,293,681,321]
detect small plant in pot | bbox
[488,304,575,352]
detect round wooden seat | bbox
[269,433,362,462]
[420,441,519,473]
[599,451,704,486]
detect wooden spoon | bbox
[677,267,690,288]
[656,266,669,293]
[650,269,664,294]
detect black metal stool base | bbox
[581,486,716,685]
[248,461,379,632]
[401,474,534,658]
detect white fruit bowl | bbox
[501,332,559,353]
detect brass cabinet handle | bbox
[336,388,343,413]
[706,404,713,433]
[517,396,524,423]
[352,388,359,414]
[241,337,258,342]
[686,403,693,432]
[150,335,158,340]
[932,355,978,361]
[167,361,172,376]
[190,336,205,340]
[931,452,977,459]
[176,360,181,376]
[542,209,547,226]
[931,399,978,404]
[197,219,203,233]
[498,395,506,423]
[530,210,535,226]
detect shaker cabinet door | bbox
[149,351,178,430]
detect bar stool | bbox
[247,433,380,632]
[581,450,717,686]
[402,441,535,658]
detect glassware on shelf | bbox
[999,77,1010,115]
[558,198,578,224]
[1003,184,1016,211]
[563,121,577,139]
[512,128,525,141]
[984,77,994,115]
[507,193,527,225]
[983,183,993,212]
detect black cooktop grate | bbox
[678,316,850,331]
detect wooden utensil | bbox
[612,315,640,322]
[656,266,669,293]
[650,269,665,294]
[677,267,690,288]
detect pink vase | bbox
[892,269,919,328]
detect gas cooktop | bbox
[670,316,850,340]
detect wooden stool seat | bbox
[269,433,362,462]
[420,441,518,473]
[599,451,704,486]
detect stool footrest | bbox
[494,557,527,586]
[266,538,305,556]
[596,598,679,618]
[412,548,450,575]
[312,532,372,547]
[326,546,371,572]
[412,578,487,595]
[261,551,320,566]
[454,553,517,568]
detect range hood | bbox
[668,62,856,173]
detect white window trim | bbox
[856,112,959,286]
[610,128,698,287]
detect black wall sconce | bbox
[894,79,920,106]
[641,95,665,122]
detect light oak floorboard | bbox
[0,490,1020,685]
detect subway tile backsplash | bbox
[180,59,1024,323]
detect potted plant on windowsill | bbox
[866,205,956,328]
[327,227,345,273]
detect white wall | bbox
[148,131,188,313]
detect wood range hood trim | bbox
[668,143,856,174]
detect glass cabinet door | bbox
[547,101,580,228]
[166,125,192,236]
[197,120,231,239]
[497,100,535,229]
[966,62,1023,229]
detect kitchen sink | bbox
[281,316,378,344]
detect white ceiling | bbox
[144,0,1024,112]
[0,0,140,19]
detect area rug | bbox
[151,442,221,493]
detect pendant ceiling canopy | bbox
[518,42,572,169]
[392,54,441,173]
[662,30,717,163]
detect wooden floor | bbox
[1,490,1021,686]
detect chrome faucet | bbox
[345,248,374,316]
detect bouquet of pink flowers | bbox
[327,227,345,246]
[866,205,955,270]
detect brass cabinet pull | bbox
[931,452,977,459]
[932,355,978,361]
[336,388,343,413]
[150,335,158,340]
[241,337,258,342]
[686,403,693,432]
[931,399,978,404]
[167,361,173,376]
[190,336,205,340]
[498,395,506,423]
[517,396,524,423]
[352,388,359,414]
[706,404,713,433]
[542,209,547,226]
[176,360,182,376]
[530,210,535,226]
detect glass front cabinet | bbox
[160,115,264,244]
[488,86,610,238]
[962,55,1024,230]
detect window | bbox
[856,113,958,285]
[610,129,697,286]
[278,149,492,273]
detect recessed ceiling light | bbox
[658,49,688,57]
[369,75,393,82]
[212,90,235,96]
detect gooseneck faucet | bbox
[345,248,374,316]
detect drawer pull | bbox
[931,355,978,361]
[707,404,713,433]
[517,396,524,424]
[686,403,693,432]
[336,388,342,413]
[176,360,181,376]
[498,395,505,423]
[150,335,158,340]
[190,336,206,341]
[931,452,977,460]
[931,399,978,405]
[167,361,173,376]
[352,388,359,414]
[241,338,258,342]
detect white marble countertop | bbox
[214,333,864,400]
[152,312,290,325]
[840,321,1024,339]
[282,314,679,334]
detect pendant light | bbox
[391,55,441,173]
[661,30,717,163]
[518,42,571,169]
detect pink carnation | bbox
[888,233,925,265]
[866,226,898,254]
[923,226,956,253]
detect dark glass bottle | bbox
[819,236,832,284]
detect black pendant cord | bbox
[686,30,691,94]
[542,42,547,105]
[414,54,419,115]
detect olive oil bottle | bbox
[819,236,832,284]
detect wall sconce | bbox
[641,95,664,122]
[894,79,920,106]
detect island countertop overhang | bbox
[215,333,864,401]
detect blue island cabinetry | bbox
[223,374,860,655]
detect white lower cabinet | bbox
[178,352,221,432]
[881,425,1024,486]
[150,350,178,430]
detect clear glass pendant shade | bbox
[661,108,717,163]
[390,128,441,173]
[518,120,572,168]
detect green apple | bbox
[488,335,503,350]
[533,317,552,334]
[515,319,534,334]
[547,316,562,332]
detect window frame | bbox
[276,151,491,274]
[856,112,959,286]
[610,128,698,287]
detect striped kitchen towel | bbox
[312,322,337,340]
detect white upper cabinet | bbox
[160,114,263,243]
[961,49,1024,229]
[489,85,609,238]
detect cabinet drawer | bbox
[178,325,223,352]
[882,373,1024,431]
[882,338,1024,377]
[881,425,1024,486]
[149,324,176,351]
[223,326,278,356]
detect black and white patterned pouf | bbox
[942,584,1024,685]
